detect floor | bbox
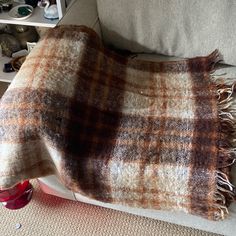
[0,180,219,236]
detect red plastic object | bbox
[0,181,33,210]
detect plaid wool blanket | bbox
[0,25,235,220]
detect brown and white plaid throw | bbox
[0,25,235,220]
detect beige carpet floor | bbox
[0,180,220,236]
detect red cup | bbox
[0,181,33,210]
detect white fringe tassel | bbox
[211,72,236,220]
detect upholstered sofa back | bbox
[96,0,236,65]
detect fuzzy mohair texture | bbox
[0,25,235,221]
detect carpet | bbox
[0,180,220,236]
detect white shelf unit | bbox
[0,0,70,83]
[0,0,66,27]
[0,6,58,28]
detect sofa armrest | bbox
[58,0,101,37]
[38,176,77,201]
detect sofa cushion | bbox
[97,0,236,66]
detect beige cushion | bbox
[60,0,102,37]
[97,0,236,65]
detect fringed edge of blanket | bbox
[209,50,236,220]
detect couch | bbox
[38,0,236,235]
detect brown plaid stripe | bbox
[0,25,235,220]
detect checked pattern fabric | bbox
[0,26,235,220]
